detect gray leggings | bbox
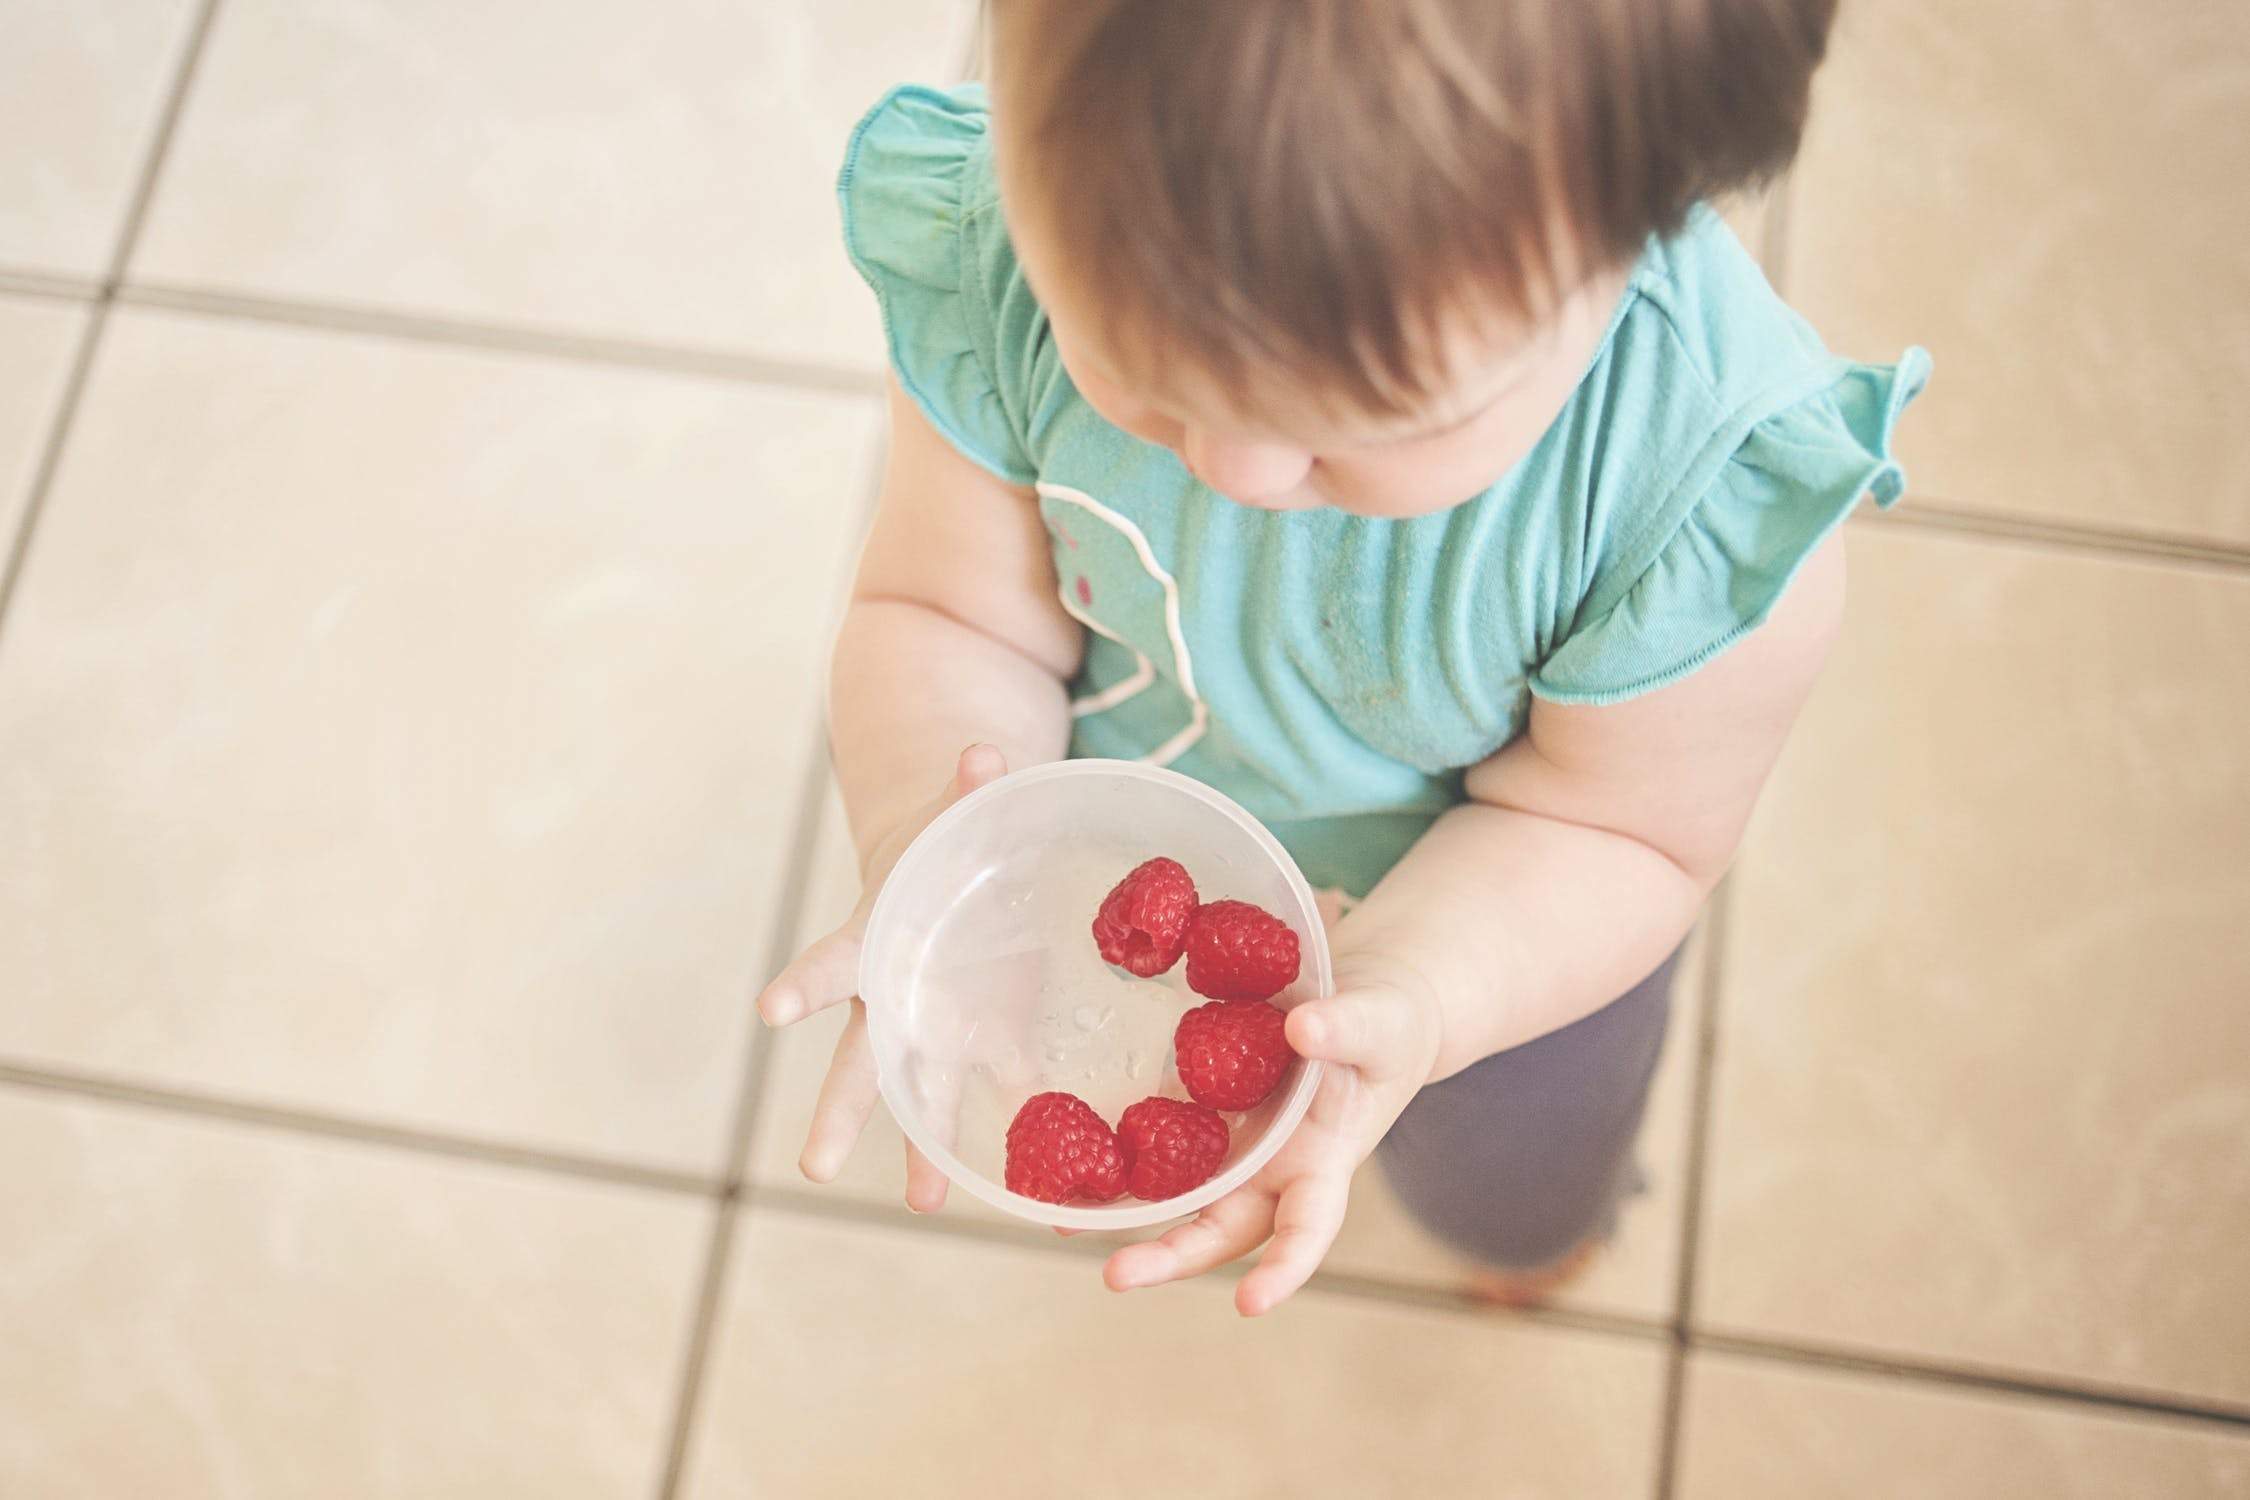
[1375,945,1682,1270]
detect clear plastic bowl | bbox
[859,759,1330,1230]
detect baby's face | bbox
[1013,215,1625,519]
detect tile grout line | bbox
[649,715,842,1500]
[102,0,224,290]
[1855,499,2250,575]
[0,0,221,639]
[0,269,103,304]
[646,1186,743,1500]
[1653,882,1735,1499]
[0,1060,718,1197]
[0,301,110,634]
[1691,1330,2250,1434]
[115,281,886,398]
[649,434,884,1500]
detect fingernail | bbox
[762,991,799,1027]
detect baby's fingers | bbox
[798,1001,880,1183]
[903,1139,950,1214]
[1103,1188,1274,1293]
[900,1034,965,1213]
[1235,1172,1348,1317]
[757,922,862,1028]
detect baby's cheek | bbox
[1108,405,1184,453]
[1072,372,1184,453]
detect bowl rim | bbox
[858,757,1330,1230]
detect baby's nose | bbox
[1181,431,1315,508]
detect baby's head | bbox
[989,0,1836,516]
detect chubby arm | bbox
[829,377,1082,864]
[1320,535,1847,1079]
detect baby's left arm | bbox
[1337,531,1848,1078]
[1104,535,1846,1313]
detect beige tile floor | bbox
[1,1,2246,1495]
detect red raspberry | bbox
[1183,899,1300,1002]
[1118,1096,1231,1201]
[1004,1091,1129,1204]
[1173,998,1297,1112]
[1091,856,1199,978]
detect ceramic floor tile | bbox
[782,777,865,958]
[0,1088,708,1498]
[132,0,977,367]
[0,296,89,542]
[0,0,201,279]
[0,307,878,1172]
[1676,1352,2250,1500]
[1785,0,2250,545]
[681,1210,1666,1500]
[1702,528,2250,1404]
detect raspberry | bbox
[1183,899,1300,1002]
[1118,1096,1231,1201]
[1091,856,1199,978]
[1004,1091,1129,1204]
[1173,998,1297,1112]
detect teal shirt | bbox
[841,84,1929,898]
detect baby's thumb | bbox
[1284,987,1423,1076]
[949,743,1009,794]
[944,743,1009,802]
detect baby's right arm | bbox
[828,377,1080,866]
[755,376,1081,1209]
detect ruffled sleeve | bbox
[838,85,1036,485]
[1531,348,1931,705]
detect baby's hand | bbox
[1103,964,1442,1315]
[754,744,1009,1213]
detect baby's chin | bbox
[1297,476,1492,521]
[1210,466,1503,520]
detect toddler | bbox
[758,0,1926,1315]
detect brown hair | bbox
[991,0,1837,419]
